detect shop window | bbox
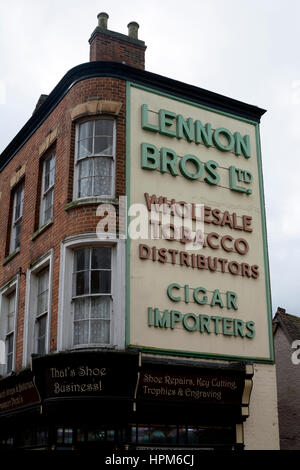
[57,427,73,445]
[0,277,18,375]
[130,424,235,449]
[40,150,56,226]
[72,247,112,345]
[23,251,52,366]
[74,119,115,199]
[9,183,24,253]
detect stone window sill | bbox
[65,197,119,211]
[2,247,20,266]
[31,220,53,241]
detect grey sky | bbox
[0,0,299,316]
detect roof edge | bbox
[0,61,266,172]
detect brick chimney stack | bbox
[89,12,147,69]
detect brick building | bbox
[0,13,279,450]
[273,307,300,449]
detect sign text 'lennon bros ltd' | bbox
[127,84,273,362]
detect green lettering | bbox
[141,143,159,170]
[160,147,178,176]
[229,165,252,195]
[179,154,203,180]
[234,132,251,158]
[233,319,245,337]
[193,287,207,305]
[154,308,170,328]
[159,109,177,137]
[204,160,220,185]
[211,316,223,334]
[141,104,159,133]
[170,310,182,329]
[222,317,233,335]
[226,291,238,310]
[246,321,256,338]
[167,283,181,302]
[195,120,213,147]
[210,289,224,308]
[199,314,211,333]
[213,128,235,152]
[183,313,198,331]
[176,115,195,142]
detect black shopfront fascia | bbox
[0,350,253,450]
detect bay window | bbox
[57,234,125,352]
[72,247,112,346]
[75,119,115,199]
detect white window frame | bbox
[40,150,56,227]
[10,183,24,253]
[23,250,53,367]
[73,118,116,201]
[72,246,112,346]
[0,275,19,376]
[57,233,125,351]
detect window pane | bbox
[74,320,89,345]
[94,137,113,155]
[7,353,13,374]
[91,271,111,294]
[94,176,112,196]
[75,270,89,296]
[91,296,111,319]
[94,119,113,137]
[44,154,56,191]
[75,248,90,271]
[79,177,93,198]
[74,298,89,320]
[78,139,93,158]
[7,332,14,373]
[78,159,93,197]
[91,247,111,269]
[37,291,48,315]
[14,220,21,250]
[7,333,13,354]
[79,121,93,140]
[94,156,112,177]
[43,189,53,223]
[94,157,113,195]
[7,293,15,332]
[37,315,47,354]
[79,158,93,178]
[14,186,24,221]
[90,319,110,344]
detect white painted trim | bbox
[22,249,53,367]
[0,274,19,375]
[57,233,125,352]
[73,118,116,200]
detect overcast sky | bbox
[0,0,299,316]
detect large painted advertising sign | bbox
[126,83,273,362]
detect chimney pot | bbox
[98,12,109,29]
[127,21,139,39]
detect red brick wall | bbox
[0,77,126,370]
[89,32,146,69]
